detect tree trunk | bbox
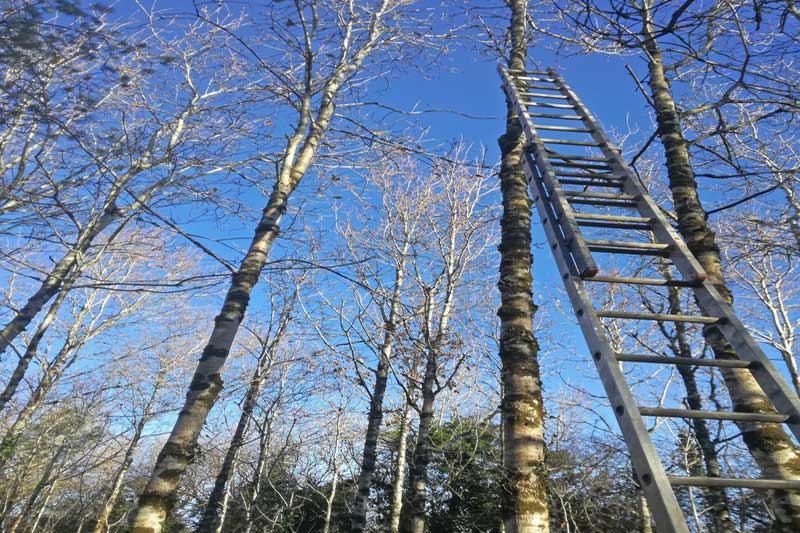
[0,273,74,413]
[6,438,65,533]
[131,9,393,523]
[389,406,410,533]
[640,3,800,527]
[197,365,269,532]
[130,184,290,532]
[93,380,161,533]
[322,413,342,533]
[350,259,407,533]
[666,284,734,533]
[639,489,653,533]
[0,338,77,468]
[404,356,436,533]
[497,1,549,531]
[0,209,117,359]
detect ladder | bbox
[498,65,800,532]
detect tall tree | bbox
[496,1,550,531]
[130,4,433,528]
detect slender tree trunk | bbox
[132,8,394,522]
[242,425,272,533]
[242,393,285,533]
[389,406,410,533]
[322,414,342,533]
[405,356,436,533]
[666,284,734,533]
[497,1,549,531]
[92,424,147,533]
[350,259,407,533]
[130,182,291,531]
[29,479,55,533]
[6,438,65,533]
[0,211,115,358]
[93,381,161,533]
[640,3,800,527]
[197,365,269,532]
[0,271,76,413]
[0,341,74,468]
[639,489,653,533]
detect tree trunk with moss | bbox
[496,1,549,531]
[640,3,800,527]
[131,7,394,527]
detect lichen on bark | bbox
[496,1,550,531]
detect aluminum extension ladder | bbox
[498,65,800,532]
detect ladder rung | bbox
[522,92,568,99]
[569,198,640,208]
[596,310,720,324]
[669,477,800,490]
[556,171,621,179]
[522,83,561,91]
[536,124,592,132]
[563,191,636,200]
[529,112,583,121]
[540,138,600,147]
[587,243,671,257]
[524,101,575,110]
[583,275,702,287]
[640,407,789,423]
[548,152,609,162]
[586,239,667,251]
[616,353,753,369]
[559,179,624,189]
[508,69,552,76]
[551,161,611,170]
[578,220,652,231]
[512,75,557,82]
[576,213,652,223]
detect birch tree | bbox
[496,1,550,530]
[540,0,800,526]
[128,1,437,529]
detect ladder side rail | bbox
[524,151,690,533]
[546,69,707,283]
[546,68,800,438]
[498,65,598,278]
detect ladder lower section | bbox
[499,65,800,533]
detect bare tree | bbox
[129,2,437,529]
[496,1,550,531]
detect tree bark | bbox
[350,259,406,533]
[640,3,800,527]
[404,356,436,533]
[639,488,653,533]
[389,406,410,533]
[197,361,270,533]
[497,1,549,531]
[322,413,342,533]
[666,284,733,533]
